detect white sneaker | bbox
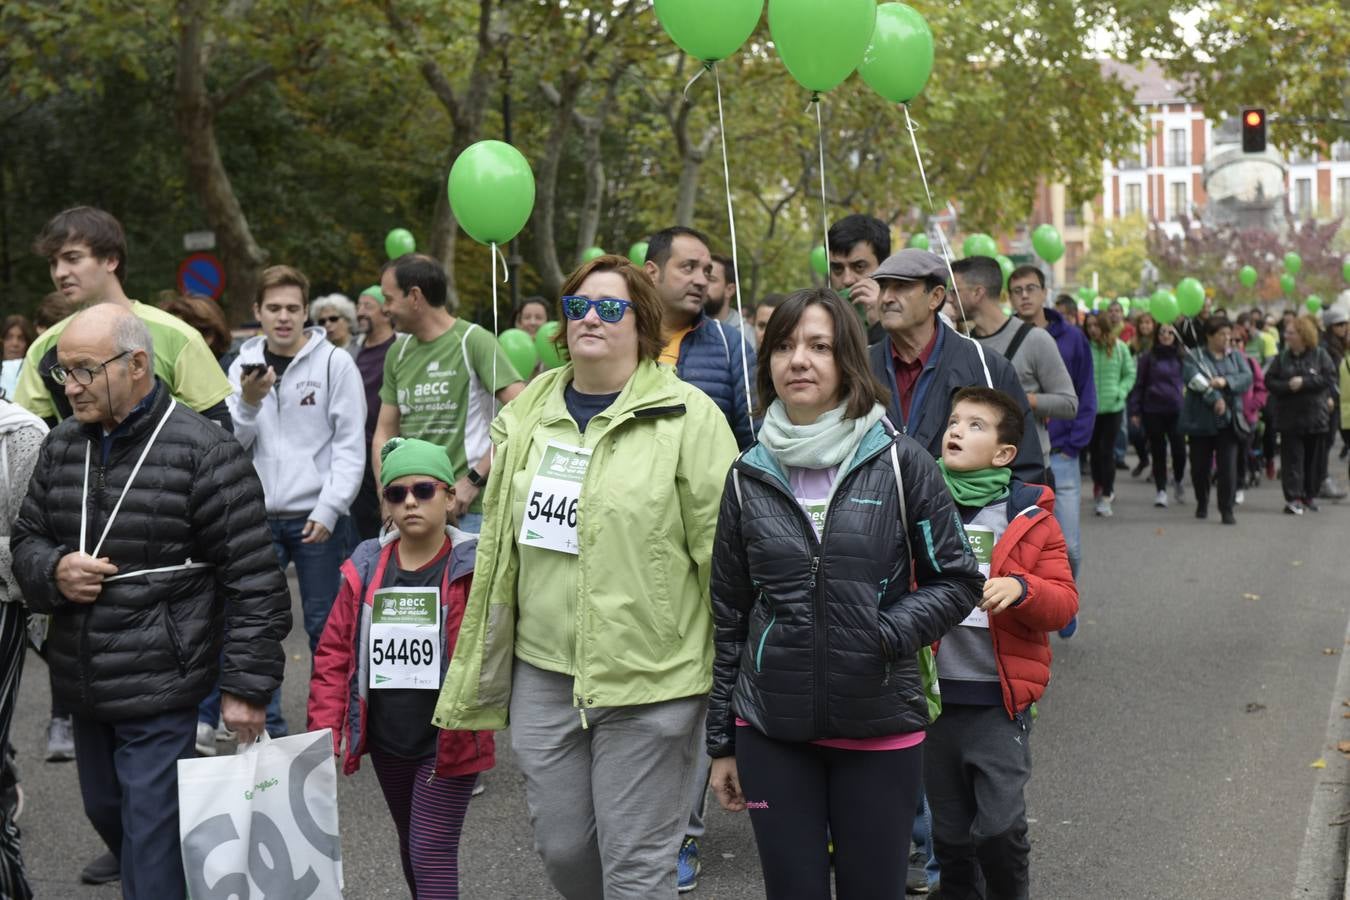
[1095,496,1113,517]
[195,722,218,757]
[1234,489,1245,506]
[1173,478,1186,502]
[1154,490,1168,507]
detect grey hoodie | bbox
[0,400,47,604]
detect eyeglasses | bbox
[561,296,632,323]
[382,481,447,504]
[316,316,345,326]
[49,350,130,386]
[1009,285,1043,298]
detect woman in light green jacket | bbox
[1084,313,1136,517]
[434,255,738,899]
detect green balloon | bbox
[908,232,930,250]
[1031,224,1064,264]
[1135,295,1151,315]
[1078,286,1097,304]
[1306,295,1323,314]
[1283,252,1302,276]
[995,255,1014,289]
[384,228,416,260]
[1117,297,1131,313]
[810,244,828,277]
[858,3,934,104]
[1238,265,1258,288]
[1280,273,1296,296]
[768,0,877,94]
[498,328,538,380]
[581,246,605,263]
[535,321,565,370]
[628,241,650,265]
[1176,277,1205,317]
[962,233,998,259]
[447,140,536,245]
[654,0,764,62]
[1151,290,1179,325]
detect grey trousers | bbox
[509,660,706,900]
[924,703,1034,900]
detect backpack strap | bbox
[889,442,910,562]
[1001,321,1035,363]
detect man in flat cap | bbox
[866,248,1045,483]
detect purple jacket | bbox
[1044,308,1097,456]
[1129,344,1184,417]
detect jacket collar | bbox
[237,327,330,366]
[81,378,169,445]
[739,419,895,489]
[522,360,687,430]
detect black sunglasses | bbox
[382,481,447,504]
[561,296,632,323]
[317,315,345,326]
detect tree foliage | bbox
[1077,215,1149,298]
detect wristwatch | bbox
[466,467,487,488]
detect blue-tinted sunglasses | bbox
[561,296,632,323]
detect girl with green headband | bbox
[309,437,493,899]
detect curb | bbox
[1291,612,1350,899]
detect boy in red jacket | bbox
[929,387,1079,900]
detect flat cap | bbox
[1324,305,1349,326]
[870,248,948,283]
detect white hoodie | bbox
[0,399,47,605]
[227,327,366,531]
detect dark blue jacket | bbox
[675,312,756,449]
[867,320,1045,484]
[1128,343,1184,417]
[1044,308,1097,456]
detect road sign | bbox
[177,252,226,300]
[183,230,216,251]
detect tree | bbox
[1077,215,1149,297]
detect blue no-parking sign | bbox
[177,252,226,300]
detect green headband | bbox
[379,438,457,487]
[360,285,385,305]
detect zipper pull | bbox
[810,557,819,574]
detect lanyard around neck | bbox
[80,399,177,559]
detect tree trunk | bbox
[174,0,267,323]
[532,76,582,297]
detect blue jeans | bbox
[1049,452,1082,580]
[270,515,354,652]
[73,707,199,899]
[913,791,941,889]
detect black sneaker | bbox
[1131,460,1149,478]
[81,851,120,885]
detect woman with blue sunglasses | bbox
[434,256,739,898]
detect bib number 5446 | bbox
[528,491,577,528]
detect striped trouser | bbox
[0,602,32,900]
[368,749,476,900]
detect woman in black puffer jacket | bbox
[706,289,981,900]
[1266,315,1338,514]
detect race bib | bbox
[959,525,995,629]
[369,588,440,690]
[519,441,592,555]
[798,498,828,539]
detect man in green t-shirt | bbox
[373,255,524,531]
[16,207,233,430]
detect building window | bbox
[1124,183,1142,216]
[1065,206,1081,227]
[1167,128,1187,167]
[1169,182,1188,220]
[1333,141,1350,163]
[1294,178,1313,219]
[1337,177,1350,216]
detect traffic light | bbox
[1241,108,1266,153]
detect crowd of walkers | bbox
[0,204,1339,900]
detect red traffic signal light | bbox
[1242,107,1266,153]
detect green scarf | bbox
[939,460,1011,508]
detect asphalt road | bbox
[9,459,1348,899]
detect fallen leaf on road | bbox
[1324,648,1341,656]
[1311,758,1327,769]
[1244,702,1266,713]
[1292,560,1304,567]
[1337,741,1350,755]
[1242,593,1261,601]
[1155,528,1165,536]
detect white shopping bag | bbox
[177,729,344,899]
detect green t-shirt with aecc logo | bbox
[379,319,518,514]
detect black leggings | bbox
[1189,429,1239,515]
[1089,411,1123,496]
[737,725,922,900]
[1279,431,1325,502]
[1142,412,1185,491]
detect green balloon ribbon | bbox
[769,0,877,94]
[654,0,764,63]
[858,3,934,104]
